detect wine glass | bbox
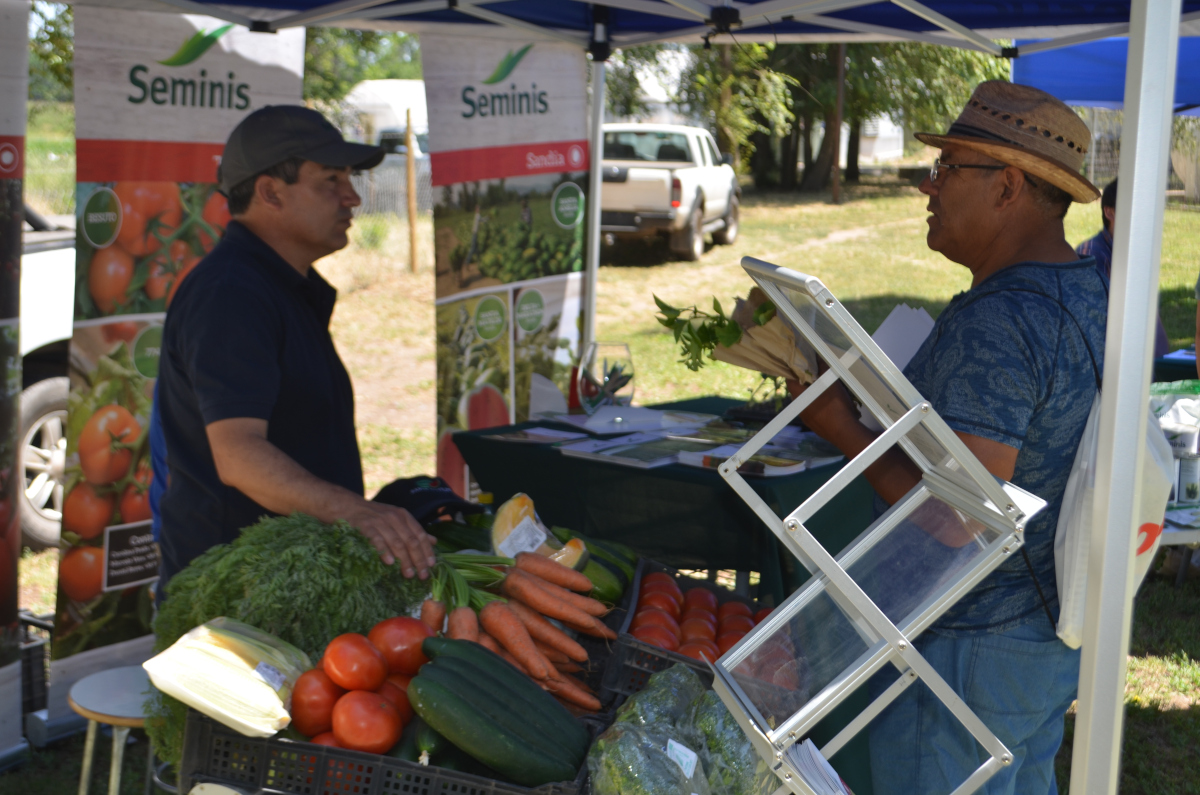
[577,342,635,416]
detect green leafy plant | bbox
[653,294,775,371]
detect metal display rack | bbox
[709,258,1048,795]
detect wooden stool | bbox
[68,665,151,795]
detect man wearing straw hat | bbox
[797,82,1106,794]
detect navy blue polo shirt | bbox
[156,220,362,587]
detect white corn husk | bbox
[712,315,816,385]
[143,617,311,737]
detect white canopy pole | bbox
[582,33,607,356]
[1069,1,1181,792]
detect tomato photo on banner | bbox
[53,321,163,660]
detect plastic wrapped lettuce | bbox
[615,664,707,729]
[682,691,779,795]
[588,724,712,795]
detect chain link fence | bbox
[1081,107,1200,207]
[351,154,435,218]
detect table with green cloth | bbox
[452,397,876,606]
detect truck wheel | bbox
[713,194,739,245]
[18,377,69,550]
[671,204,705,262]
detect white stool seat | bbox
[68,665,155,795]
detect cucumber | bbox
[549,527,637,579]
[582,559,625,605]
[426,657,585,765]
[416,721,449,757]
[388,717,423,761]
[421,638,589,753]
[408,677,577,786]
[427,521,492,553]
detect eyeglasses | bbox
[929,157,1007,184]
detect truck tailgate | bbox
[600,163,672,211]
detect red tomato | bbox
[630,608,680,638]
[114,182,182,257]
[717,631,746,654]
[322,634,388,691]
[637,591,681,620]
[166,256,201,307]
[717,601,754,621]
[374,681,413,725]
[368,617,433,675]
[677,639,720,662]
[641,572,677,589]
[681,608,717,629]
[102,321,140,344]
[145,240,190,301]
[680,617,716,642]
[291,669,346,737]
[62,483,115,540]
[309,732,341,747]
[78,405,141,485]
[199,191,231,251]
[683,588,718,613]
[639,580,683,606]
[119,463,153,524]
[719,614,755,635]
[754,607,773,625]
[387,673,412,692]
[632,624,679,652]
[331,690,401,754]
[59,546,104,602]
[89,247,134,313]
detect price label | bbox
[496,516,547,558]
[666,739,698,779]
[255,662,286,692]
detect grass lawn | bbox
[10,178,1200,792]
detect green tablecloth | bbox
[452,397,876,605]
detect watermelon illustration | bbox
[457,383,510,430]
[437,428,468,497]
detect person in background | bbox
[1077,178,1170,358]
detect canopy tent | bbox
[1014,36,1200,113]
[36,1,1189,792]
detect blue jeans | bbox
[868,616,1080,795]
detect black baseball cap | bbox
[217,105,384,196]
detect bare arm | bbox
[206,417,436,579]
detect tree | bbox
[605,45,669,120]
[673,42,795,172]
[303,28,421,102]
[28,2,73,101]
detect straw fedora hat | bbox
[915,81,1100,203]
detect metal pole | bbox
[1069,1,1181,792]
[583,56,606,354]
[405,107,419,273]
[831,42,846,205]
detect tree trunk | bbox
[780,126,798,190]
[801,107,814,175]
[846,118,861,183]
[799,122,836,192]
[720,45,737,172]
[750,129,775,189]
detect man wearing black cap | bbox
[155,106,436,596]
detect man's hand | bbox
[786,376,860,440]
[338,499,438,578]
[207,417,437,578]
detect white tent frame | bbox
[37,0,1184,790]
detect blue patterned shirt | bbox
[902,258,1108,632]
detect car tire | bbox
[713,194,739,245]
[671,203,705,262]
[18,377,69,550]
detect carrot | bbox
[514,552,594,593]
[543,674,601,712]
[559,614,618,641]
[479,601,551,680]
[446,606,479,642]
[553,660,584,674]
[477,632,502,655]
[552,695,593,718]
[533,640,570,665]
[420,598,446,633]
[507,600,589,663]
[502,570,600,629]
[524,573,609,617]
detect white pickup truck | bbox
[600,123,740,261]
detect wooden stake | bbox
[406,107,419,273]
[831,43,846,205]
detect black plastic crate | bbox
[180,709,603,795]
[18,612,51,715]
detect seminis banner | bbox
[424,34,589,496]
[48,8,303,720]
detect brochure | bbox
[559,434,717,469]
[678,435,842,477]
[484,427,588,444]
[784,739,853,795]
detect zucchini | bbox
[427,521,492,553]
[549,526,637,579]
[416,720,449,757]
[408,677,577,786]
[425,657,585,765]
[421,638,589,753]
[582,559,625,605]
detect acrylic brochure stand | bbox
[709,257,1048,795]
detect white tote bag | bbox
[1053,393,1174,649]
